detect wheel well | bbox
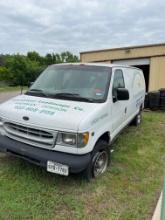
[140,104,143,111]
[92,132,110,154]
[97,132,110,144]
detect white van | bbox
[0,63,145,179]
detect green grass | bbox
[0,86,27,93]
[0,112,165,220]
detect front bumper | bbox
[0,135,91,174]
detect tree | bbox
[0,51,79,86]
[27,51,40,62]
[0,54,5,66]
[0,67,10,81]
[55,53,62,63]
[6,55,43,86]
[45,53,53,65]
[45,52,79,65]
[60,51,79,63]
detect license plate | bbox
[47,161,69,176]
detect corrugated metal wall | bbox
[149,56,165,91]
[81,44,165,63]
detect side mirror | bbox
[117,88,129,101]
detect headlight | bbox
[56,132,77,147]
[56,132,89,148]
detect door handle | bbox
[125,107,127,114]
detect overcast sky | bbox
[0,0,165,55]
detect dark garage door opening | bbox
[134,65,150,92]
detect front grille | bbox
[4,122,56,149]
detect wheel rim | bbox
[93,151,108,177]
[137,114,141,124]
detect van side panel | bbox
[120,67,145,129]
[132,69,146,111]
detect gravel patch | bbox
[0,91,22,104]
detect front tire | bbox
[82,141,110,181]
[93,150,109,178]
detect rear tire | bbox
[132,111,142,126]
[82,141,110,181]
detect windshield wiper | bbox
[51,92,79,97]
[50,93,95,102]
[26,89,48,97]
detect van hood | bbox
[0,94,105,131]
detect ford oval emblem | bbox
[23,116,29,121]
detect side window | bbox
[112,69,125,98]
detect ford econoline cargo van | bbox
[0,63,145,179]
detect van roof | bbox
[51,63,141,70]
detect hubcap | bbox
[93,151,108,177]
[137,114,141,124]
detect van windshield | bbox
[26,65,111,103]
